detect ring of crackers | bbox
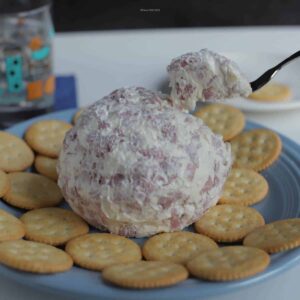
[143,231,218,265]
[25,120,72,158]
[65,233,142,271]
[243,218,300,254]
[230,129,282,171]
[186,246,270,281]
[72,108,84,124]
[0,240,73,273]
[0,131,34,172]
[219,168,269,206]
[0,170,10,198]
[0,101,296,285]
[0,209,25,242]
[194,204,265,242]
[21,208,89,246]
[102,261,188,289]
[3,172,63,210]
[34,155,58,181]
[194,103,245,141]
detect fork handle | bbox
[250,50,300,92]
[275,50,300,70]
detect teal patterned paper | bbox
[31,46,50,61]
[5,55,24,94]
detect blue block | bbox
[54,76,78,111]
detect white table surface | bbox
[2,26,300,300]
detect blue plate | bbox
[1,108,300,300]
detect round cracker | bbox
[72,108,84,124]
[0,240,73,273]
[187,246,270,281]
[194,204,265,242]
[102,261,188,289]
[20,208,89,246]
[0,209,25,242]
[3,172,63,210]
[248,83,292,102]
[194,104,245,141]
[25,120,72,158]
[244,218,300,253]
[230,129,282,171]
[143,231,218,265]
[219,168,269,206]
[34,155,58,181]
[0,170,10,198]
[65,233,142,271]
[0,131,34,172]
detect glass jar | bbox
[0,0,54,128]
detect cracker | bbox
[187,246,270,281]
[194,204,265,242]
[243,218,300,253]
[72,108,84,124]
[194,104,245,141]
[0,209,25,242]
[0,131,34,172]
[102,261,188,289]
[34,155,58,181]
[143,231,218,265]
[0,240,73,273]
[0,170,9,198]
[20,208,89,246]
[3,172,63,210]
[219,168,269,206]
[230,129,282,171]
[65,233,142,271]
[248,83,292,102]
[25,120,72,158]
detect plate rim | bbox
[1,108,300,300]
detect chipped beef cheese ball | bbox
[167,49,252,111]
[58,87,232,237]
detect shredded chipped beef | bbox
[58,87,232,237]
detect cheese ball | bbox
[58,87,232,237]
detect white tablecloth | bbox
[2,26,300,300]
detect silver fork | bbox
[250,50,300,91]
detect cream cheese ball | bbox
[58,87,232,237]
[167,49,252,111]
